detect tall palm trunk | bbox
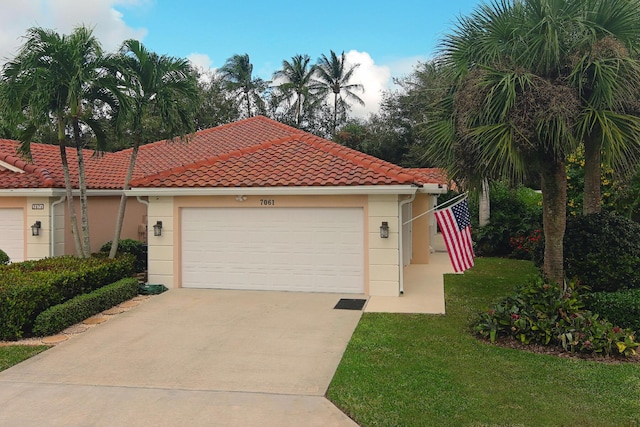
[72,117,91,257]
[295,92,302,127]
[540,159,567,285]
[583,134,602,214]
[109,144,139,259]
[245,90,251,117]
[332,91,339,136]
[56,116,83,257]
[479,178,491,227]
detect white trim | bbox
[0,160,25,173]
[126,184,447,197]
[0,189,61,197]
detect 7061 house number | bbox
[260,199,275,206]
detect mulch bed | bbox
[485,336,640,364]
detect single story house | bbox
[0,116,447,297]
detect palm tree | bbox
[312,50,364,136]
[1,26,115,257]
[219,54,267,118]
[108,39,199,258]
[272,54,316,127]
[568,0,640,214]
[428,0,640,284]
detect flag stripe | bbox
[434,197,474,273]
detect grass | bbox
[0,345,49,372]
[327,258,640,427]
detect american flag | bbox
[434,196,474,272]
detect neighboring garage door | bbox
[0,208,24,262]
[181,207,364,293]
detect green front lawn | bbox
[328,258,640,427]
[0,345,49,372]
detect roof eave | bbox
[125,185,437,197]
[0,188,63,197]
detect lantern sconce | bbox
[379,221,389,238]
[153,221,163,237]
[31,221,42,236]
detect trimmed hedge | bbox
[564,212,640,292]
[33,278,139,337]
[586,289,640,333]
[0,255,135,340]
[100,239,147,273]
[0,249,9,265]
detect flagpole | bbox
[402,192,468,226]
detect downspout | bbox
[136,196,149,207]
[398,191,417,295]
[50,195,66,257]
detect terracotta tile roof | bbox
[0,116,448,191]
[0,139,129,190]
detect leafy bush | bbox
[0,249,9,265]
[33,278,139,337]
[564,212,640,292]
[474,278,639,357]
[470,182,542,257]
[0,255,135,340]
[586,290,640,333]
[100,239,147,272]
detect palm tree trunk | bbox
[583,135,602,214]
[332,92,338,136]
[540,159,567,285]
[295,93,302,128]
[245,91,251,118]
[72,118,91,257]
[479,178,490,227]
[109,144,139,259]
[57,118,83,257]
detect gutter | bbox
[398,192,417,295]
[124,185,439,197]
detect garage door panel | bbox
[181,207,364,293]
[0,209,24,263]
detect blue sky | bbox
[0,0,482,116]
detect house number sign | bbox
[260,199,275,206]
[31,204,45,210]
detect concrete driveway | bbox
[0,289,363,426]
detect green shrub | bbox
[33,278,139,337]
[564,212,640,292]
[0,249,9,265]
[586,289,640,333]
[100,239,147,272]
[0,255,135,340]
[474,278,639,357]
[470,182,542,257]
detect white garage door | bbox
[181,207,364,293]
[0,208,24,262]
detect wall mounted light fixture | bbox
[153,221,163,237]
[379,221,389,238]
[31,221,42,236]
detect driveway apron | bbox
[0,289,362,426]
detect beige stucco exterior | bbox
[145,192,438,297]
[63,196,148,254]
[1,194,147,260]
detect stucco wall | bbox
[26,197,52,260]
[63,196,148,255]
[368,194,400,297]
[147,196,175,287]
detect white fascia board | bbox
[417,183,448,194]
[0,189,126,197]
[0,160,25,173]
[126,185,425,197]
[0,189,61,197]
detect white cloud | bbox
[342,50,391,119]
[187,53,214,72]
[0,0,147,61]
